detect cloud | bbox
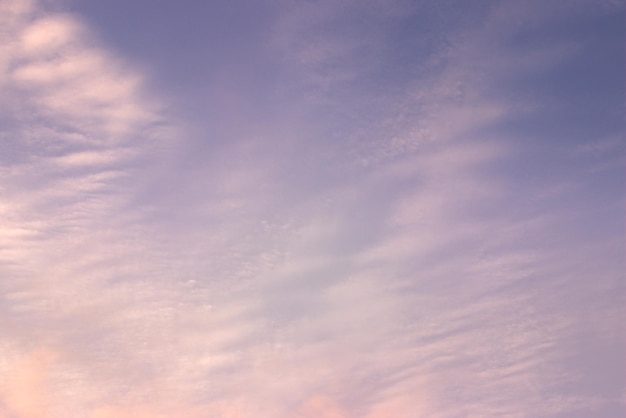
[296,395,349,418]
[0,1,180,414]
[0,349,58,418]
[0,0,623,416]
[9,13,157,136]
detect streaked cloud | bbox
[0,0,623,417]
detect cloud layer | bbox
[0,0,623,417]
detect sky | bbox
[0,0,624,417]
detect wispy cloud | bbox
[0,0,623,416]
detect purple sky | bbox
[0,0,624,417]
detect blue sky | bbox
[0,0,624,417]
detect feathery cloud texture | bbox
[0,0,624,416]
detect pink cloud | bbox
[296,395,349,418]
[0,349,58,418]
[91,405,207,418]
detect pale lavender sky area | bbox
[0,0,624,417]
